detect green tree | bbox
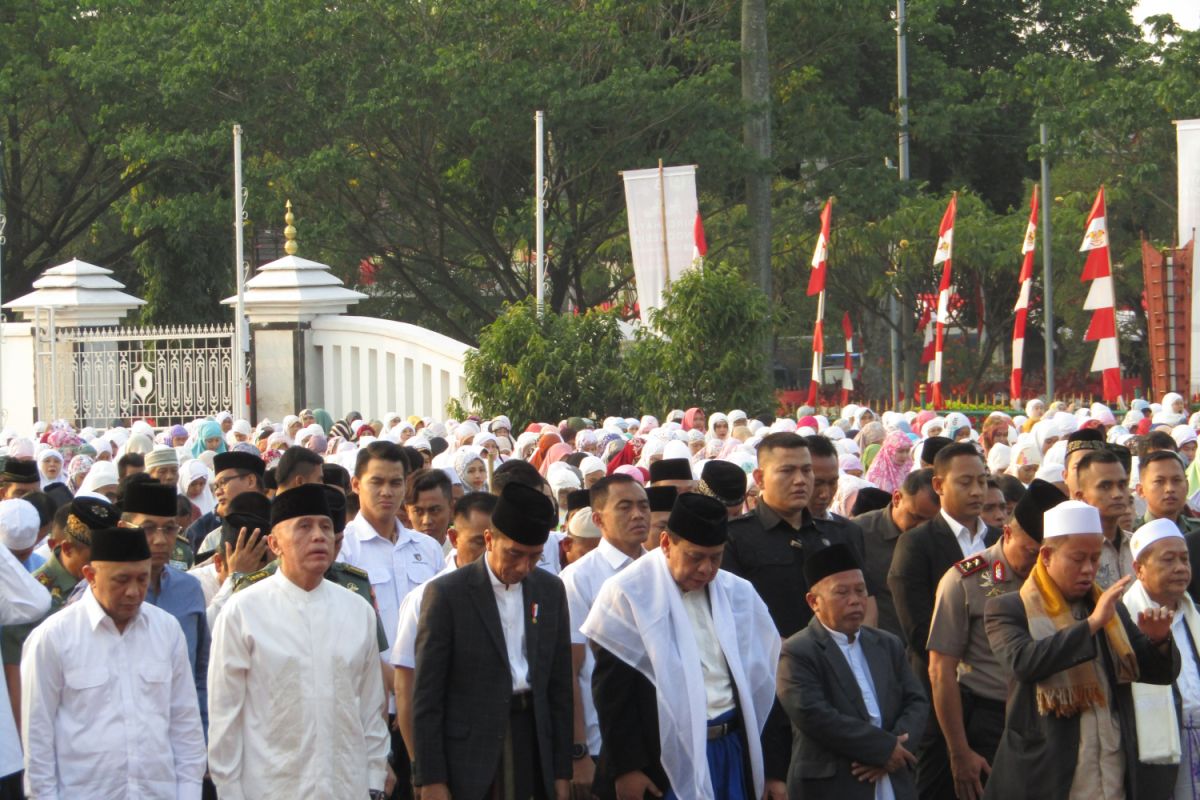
[463,299,631,425]
[626,264,774,414]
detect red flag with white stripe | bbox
[1010,187,1038,401]
[1078,187,1122,402]
[693,212,708,262]
[930,194,956,409]
[806,199,833,406]
[840,311,854,406]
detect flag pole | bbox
[232,124,249,420]
[1040,124,1055,399]
[535,111,545,315]
[658,159,670,286]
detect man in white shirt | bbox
[0,517,50,798]
[21,525,205,800]
[208,483,390,800]
[560,474,649,791]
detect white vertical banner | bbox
[621,164,699,325]
[1177,120,1200,395]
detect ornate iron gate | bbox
[35,322,236,428]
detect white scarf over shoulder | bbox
[1122,580,1200,765]
[580,548,780,800]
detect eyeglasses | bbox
[213,472,250,490]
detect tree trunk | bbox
[742,0,771,357]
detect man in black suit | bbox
[778,544,929,800]
[852,467,940,639]
[412,482,572,800]
[886,442,999,799]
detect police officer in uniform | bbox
[1135,450,1200,534]
[234,485,388,652]
[925,479,1066,800]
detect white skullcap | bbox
[663,440,692,461]
[1172,425,1198,448]
[546,462,582,494]
[0,499,40,550]
[1043,500,1102,538]
[987,443,1011,473]
[568,507,602,539]
[1130,518,1185,562]
[144,446,180,470]
[1090,403,1117,427]
[579,455,605,476]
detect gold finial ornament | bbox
[284,199,298,255]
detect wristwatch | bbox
[572,743,589,760]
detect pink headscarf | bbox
[683,408,706,431]
[538,442,574,477]
[613,464,646,485]
[864,431,914,494]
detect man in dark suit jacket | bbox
[413,482,572,800]
[983,502,1179,800]
[778,544,929,800]
[886,443,998,800]
[852,468,939,639]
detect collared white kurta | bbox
[207,571,389,800]
[20,588,205,799]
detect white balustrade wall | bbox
[306,315,472,421]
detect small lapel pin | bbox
[531,602,539,624]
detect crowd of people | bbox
[0,395,1198,799]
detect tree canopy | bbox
[3,0,1198,398]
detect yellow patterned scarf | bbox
[1019,557,1138,717]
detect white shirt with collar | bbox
[940,508,988,557]
[337,513,442,651]
[561,538,644,755]
[20,587,206,800]
[821,622,896,800]
[485,556,532,693]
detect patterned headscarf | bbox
[864,431,914,494]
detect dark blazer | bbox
[852,505,905,639]
[777,616,929,800]
[982,591,1180,800]
[412,558,573,799]
[1186,531,1200,605]
[887,514,999,681]
[589,644,672,800]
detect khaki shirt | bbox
[1096,529,1133,590]
[927,539,1021,702]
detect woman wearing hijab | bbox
[311,408,334,435]
[707,412,730,441]
[38,450,64,488]
[682,407,707,432]
[66,455,94,494]
[1021,398,1045,432]
[863,430,914,494]
[538,442,574,478]
[854,420,886,453]
[177,459,216,519]
[190,420,227,458]
[453,447,488,493]
[75,460,119,502]
[528,432,563,471]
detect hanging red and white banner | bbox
[806,199,833,406]
[930,194,957,409]
[1010,186,1038,401]
[1078,187,1122,402]
[693,211,708,263]
[840,311,854,406]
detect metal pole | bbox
[892,0,909,408]
[535,111,545,314]
[658,159,670,286]
[1167,251,1177,392]
[0,137,6,421]
[1040,123,1055,399]
[233,124,249,419]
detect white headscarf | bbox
[178,459,216,517]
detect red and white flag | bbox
[840,311,854,406]
[693,212,708,262]
[930,194,956,409]
[1010,187,1038,401]
[806,199,832,406]
[1079,187,1121,402]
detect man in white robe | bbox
[581,492,780,800]
[207,483,390,799]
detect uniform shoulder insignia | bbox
[338,563,369,579]
[233,569,271,592]
[954,555,987,577]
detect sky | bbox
[1134,0,1199,30]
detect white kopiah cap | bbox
[567,507,602,539]
[0,499,40,550]
[1130,518,1185,561]
[1043,500,1102,539]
